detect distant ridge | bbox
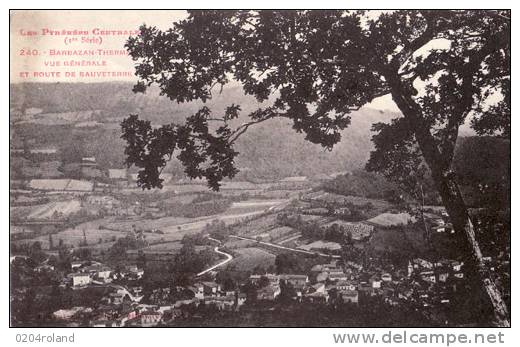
[10,82,403,179]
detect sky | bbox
[9,10,400,111]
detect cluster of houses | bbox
[53,302,179,327]
[246,255,470,311]
[55,262,250,326]
[430,213,454,234]
[401,258,466,307]
[46,254,475,327]
[249,261,363,304]
[67,261,144,288]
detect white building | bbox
[72,274,91,287]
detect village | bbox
[11,227,510,328]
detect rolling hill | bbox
[9,82,402,180]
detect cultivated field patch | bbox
[227,247,276,271]
[367,212,416,227]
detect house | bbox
[140,310,162,326]
[249,273,279,285]
[256,284,281,301]
[328,271,348,282]
[188,283,205,299]
[279,274,308,288]
[336,280,357,291]
[369,277,382,289]
[358,283,376,297]
[93,305,119,322]
[204,295,235,310]
[71,261,83,270]
[224,290,236,297]
[451,261,464,272]
[126,287,142,298]
[202,282,221,296]
[381,273,392,282]
[413,258,433,269]
[107,292,126,305]
[124,265,144,279]
[53,307,90,320]
[72,274,91,287]
[83,264,112,281]
[304,291,329,303]
[433,226,446,233]
[437,270,449,282]
[420,270,436,283]
[340,290,359,304]
[122,308,137,321]
[35,264,55,273]
[345,261,363,272]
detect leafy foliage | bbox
[123,10,509,194]
[121,108,239,190]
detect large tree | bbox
[122,10,510,325]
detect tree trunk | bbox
[432,171,510,327]
[388,84,510,326]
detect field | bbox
[298,240,342,251]
[169,184,211,194]
[227,247,276,271]
[103,215,194,233]
[224,238,256,249]
[323,220,374,240]
[232,213,279,236]
[367,212,416,227]
[29,218,128,249]
[10,225,36,234]
[18,110,98,126]
[28,179,93,192]
[10,199,82,220]
[134,242,207,255]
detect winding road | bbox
[183,197,339,277]
[195,237,234,277]
[195,230,342,277]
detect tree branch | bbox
[228,112,280,144]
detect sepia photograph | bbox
[9,9,511,330]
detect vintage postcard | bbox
[9,9,510,333]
